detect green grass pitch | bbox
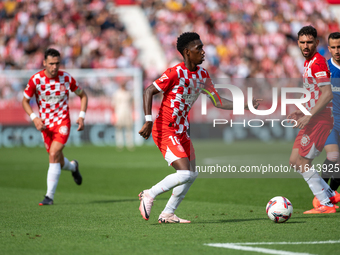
[1,141,340,255]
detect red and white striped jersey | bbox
[302,52,332,121]
[24,70,79,128]
[153,62,218,134]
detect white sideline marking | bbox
[205,240,340,255]
[224,240,340,245]
[206,243,312,255]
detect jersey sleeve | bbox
[311,58,331,87]
[23,77,36,99]
[202,72,223,106]
[69,76,80,92]
[203,72,218,97]
[153,68,177,93]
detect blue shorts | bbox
[325,127,340,146]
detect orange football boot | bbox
[304,205,336,214]
[313,191,340,208]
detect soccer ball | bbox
[266,196,293,223]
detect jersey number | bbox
[169,136,180,145]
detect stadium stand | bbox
[0,0,140,104]
[138,0,340,81]
[1,0,340,138]
[1,0,340,100]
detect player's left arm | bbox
[209,94,232,109]
[209,93,262,110]
[203,77,261,110]
[74,88,88,131]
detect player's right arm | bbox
[138,84,160,139]
[22,81,46,131]
[139,68,175,139]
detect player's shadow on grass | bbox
[295,214,338,219]
[90,199,138,203]
[89,198,168,204]
[150,219,306,225]
[149,218,269,225]
[190,218,307,224]
[194,218,268,224]
[189,213,338,224]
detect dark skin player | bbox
[139,39,262,172]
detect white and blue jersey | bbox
[325,58,340,146]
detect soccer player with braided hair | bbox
[138,32,261,223]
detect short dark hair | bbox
[297,26,317,39]
[176,32,200,56]
[328,32,340,42]
[44,48,60,59]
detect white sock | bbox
[46,163,61,200]
[62,157,76,172]
[320,178,336,197]
[148,170,192,199]
[300,166,331,206]
[163,171,198,214]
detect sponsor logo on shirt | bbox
[182,93,199,104]
[315,71,327,78]
[40,95,65,103]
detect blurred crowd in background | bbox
[140,0,339,80]
[0,0,139,105]
[0,0,339,104]
[0,0,139,70]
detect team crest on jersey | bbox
[60,84,66,91]
[301,134,310,147]
[59,126,69,135]
[177,144,185,153]
[159,73,169,82]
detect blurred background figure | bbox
[112,81,134,151]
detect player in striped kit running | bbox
[138,32,261,223]
[22,48,88,205]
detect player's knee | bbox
[295,157,304,168]
[177,170,192,184]
[290,157,304,172]
[190,171,198,182]
[289,154,295,166]
[327,151,339,162]
[49,150,62,162]
[289,159,297,170]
